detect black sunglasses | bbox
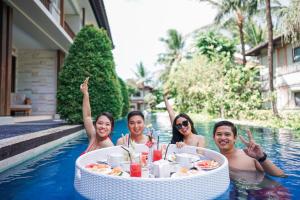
[175,120,189,130]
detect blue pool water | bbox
[1,113,300,199]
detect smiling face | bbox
[95,115,112,138]
[175,117,192,136]
[213,125,237,152]
[128,115,145,136]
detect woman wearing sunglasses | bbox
[164,93,205,148]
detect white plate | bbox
[167,153,200,162]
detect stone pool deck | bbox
[0,116,83,173]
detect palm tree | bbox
[265,0,278,115]
[199,0,259,66]
[226,17,266,48]
[157,29,185,82]
[280,0,300,45]
[133,61,151,88]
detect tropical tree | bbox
[133,61,152,88]
[280,0,300,45]
[118,77,130,117]
[57,25,122,123]
[265,0,278,116]
[196,31,236,62]
[225,17,266,48]
[198,0,259,65]
[157,29,186,82]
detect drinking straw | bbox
[164,143,171,160]
[121,146,132,163]
[127,133,130,147]
[157,135,159,150]
[122,133,126,146]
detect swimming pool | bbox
[0,113,299,199]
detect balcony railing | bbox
[40,0,76,39]
[63,21,75,39]
[40,0,51,10]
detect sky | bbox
[104,0,217,80]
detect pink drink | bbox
[141,152,148,166]
[153,149,162,161]
[130,163,141,177]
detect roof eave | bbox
[245,35,283,56]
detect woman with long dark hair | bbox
[80,78,114,154]
[164,93,205,148]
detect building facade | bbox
[246,36,300,111]
[0,0,111,116]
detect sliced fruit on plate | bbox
[109,167,123,176]
[195,160,220,170]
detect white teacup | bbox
[108,153,124,168]
[175,153,194,168]
[120,161,130,172]
[152,160,171,178]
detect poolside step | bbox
[0,125,83,173]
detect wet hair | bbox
[95,112,114,131]
[213,120,237,137]
[171,113,197,144]
[127,110,144,122]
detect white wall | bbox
[258,43,300,110]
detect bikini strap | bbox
[81,140,95,155]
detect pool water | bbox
[0,113,299,199]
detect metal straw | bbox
[164,143,171,160]
[121,146,132,163]
[127,133,130,147]
[157,135,159,150]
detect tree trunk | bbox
[265,0,279,116]
[239,23,246,66]
[236,11,246,66]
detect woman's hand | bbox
[239,130,264,160]
[176,141,185,148]
[80,77,89,95]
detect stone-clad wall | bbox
[16,49,57,115]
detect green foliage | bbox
[196,32,236,61]
[144,93,157,109]
[152,87,163,105]
[118,77,130,117]
[241,110,300,133]
[57,25,122,123]
[281,0,300,45]
[166,53,262,119]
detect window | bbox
[295,92,300,107]
[293,47,300,62]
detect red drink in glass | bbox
[153,149,162,161]
[141,152,148,166]
[130,163,141,177]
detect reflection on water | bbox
[0,113,300,199]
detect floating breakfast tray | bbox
[74,144,229,200]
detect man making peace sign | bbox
[213,121,286,177]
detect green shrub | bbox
[118,77,130,117]
[57,25,122,123]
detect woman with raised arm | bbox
[163,93,205,148]
[80,78,114,154]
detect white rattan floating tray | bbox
[74,144,229,200]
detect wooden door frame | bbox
[0,2,13,116]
